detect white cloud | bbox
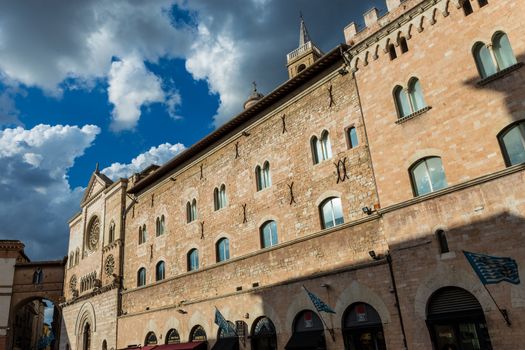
[0,124,100,259]
[101,142,186,180]
[108,56,179,131]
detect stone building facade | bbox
[60,1,525,349]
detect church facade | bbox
[60,0,525,349]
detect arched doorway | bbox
[427,287,493,350]
[342,303,386,350]
[166,329,181,344]
[144,331,158,346]
[251,316,277,350]
[212,320,239,350]
[285,309,326,350]
[82,323,91,350]
[190,325,207,342]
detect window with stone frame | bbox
[498,120,525,166]
[319,197,344,229]
[409,157,448,196]
[473,32,517,79]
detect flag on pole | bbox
[214,307,237,337]
[463,251,520,285]
[303,286,336,314]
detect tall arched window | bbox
[145,332,158,345]
[32,268,43,284]
[251,317,277,350]
[388,43,397,60]
[342,303,386,350]
[82,323,91,350]
[102,340,107,350]
[137,267,146,287]
[427,287,492,349]
[75,248,79,265]
[256,162,271,191]
[260,221,278,248]
[436,229,449,254]
[311,131,332,164]
[410,157,448,196]
[156,261,165,281]
[394,86,411,118]
[69,253,74,268]
[407,78,426,112]
[166,329,181,344]
[319,197,344,229]
[286,310,326,350]
[187,199,197,222]
[498,121,525,166]
[473,42,497,78]
[216,238,230,262]
[190,325,207,342]
[347,127,358,149]
[139,225,146,244]
[187,249,199,271]
[493,32,517,70]
[108,221,115,244]
[214,185,227,210]
[155,215,165,236]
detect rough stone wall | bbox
[352,0,525,207]
[60,288,119,350]
[122,67,378,290]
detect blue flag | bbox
[303,286,336,314]
[214,307,237,337]
[464,251,520,285]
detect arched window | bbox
[473,42,497,78]
[342,303,386,350]
[388,43,397,60]
[187,249,199,271]
[260,221,278,248]
[145,332,158,345]
[156,261,165,281]
[160,215,165,235]
[190,325,207,342]
[214,185,227,210]
[108,221,115,244]
[427,287,492,349]
[139,224,146,244]
[478,0,488,7]
[251,317,277,350]
[319,197,344,229]
[187,199,197,222]
[347,127,358,149]
[216,238,230,262]
[493,32,517,70]
[69,253,74,268]
[75,248,80,265]
[166,329,181,344]
[407,78,426,112]
[498,121,525,166]
[102,340,107,350]
[218,320,236,338]
[410,157,448,196]
[462,0,473,15]
[155,215,165,236]
[32,268,43,284]
[137,267,146,287]
[256,162,271,191]
[297,64,307,74]
[399,37,409,53]
[394,85,411,118]
[435,229,449,254]
[311,131,332,164]
[156,217,160,236]
[286,310,326,350]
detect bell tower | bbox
[286,14,323,79]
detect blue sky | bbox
[0,0,383,260]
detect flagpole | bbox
[481,284,511,327]
[302,285,336,342]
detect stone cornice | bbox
[60,281,120,308]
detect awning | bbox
[142,346,158,350]
[285,330,325,350]
[211,337,239,350]
[153,341,207,350]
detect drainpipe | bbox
[387,253,408,350]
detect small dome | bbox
[244,82,264,110]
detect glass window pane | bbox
[412,161,432,195]
[493,34,517,70]
[409,79,426,112]
[270,221,278,246]
[503,124,525,165]
[322,201,335,228]
[349,128,358,148]
[332,198,344,225]
[475,44,497,78]
[322,132,332,160]
[426,157,448,191]
[315,138,323,163]
[395,88,411,117]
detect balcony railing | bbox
[287,41,322,62]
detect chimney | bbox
[364,8,380,28]
[344,22,358,45]
[386,0,401,12]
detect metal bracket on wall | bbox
[200,164,204,180]
[334,157,350,183]
[200,221,205,239]
[235,142,240,159]
[288,182,296,205]
[281,114,287,133]
[328,84,335,107]
[242,203,248,223]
